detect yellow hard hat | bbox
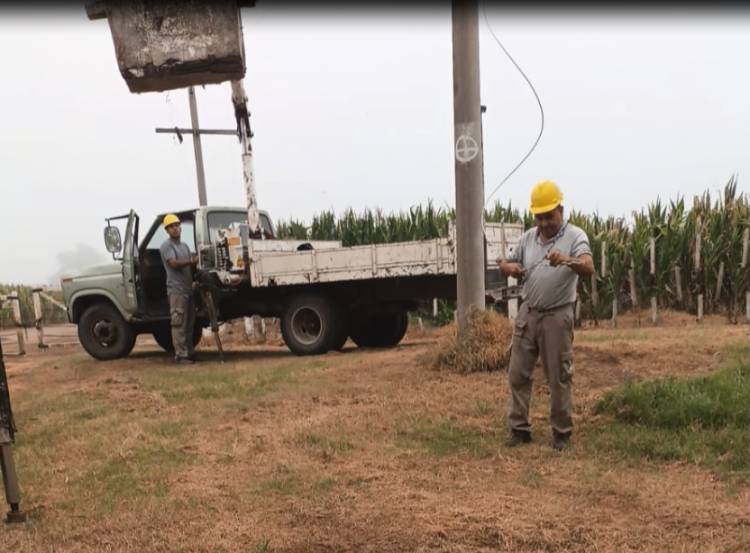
[163,213,180,228]
[530,180,563,214]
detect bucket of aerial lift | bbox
[86,1,255,94]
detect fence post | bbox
[714,261,725,311]
[601,241,607,277]
[629,262,640,326]
[674,265,683,303]
[746,292,750,323]
[649,237,658,325]
[507,276,519,320]
[591,274,598,309]
[31,289,47,350]
[612,296,618,328]
[695,216,703,323]
[432,298,438,318]
[9,294,25,356]
[742,227,749,269]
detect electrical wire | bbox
[481,2,545,208]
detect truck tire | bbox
[152,323,203,353]
[281,294,344,356]
[78,303,136,360]
[350,310,409,348]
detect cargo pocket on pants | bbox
[560,351,574,383]
[171,307,185,328]
[512,319,527,344]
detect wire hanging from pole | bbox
[481,1,546,208]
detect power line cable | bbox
[481,2,545,208]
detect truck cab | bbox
[61,206,273,360]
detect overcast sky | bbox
[1,5,749,285]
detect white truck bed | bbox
[248,222,524,287]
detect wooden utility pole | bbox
[156,87,239,207]
[452,0,485,336]
[188,86,208,207]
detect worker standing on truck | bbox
[498,181,594,451]
[160,214,199,364]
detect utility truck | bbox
[61,207,522,360]
[70,3,523,360]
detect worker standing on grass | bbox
[160,214,199,365]
[497,181,594,451]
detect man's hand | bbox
[545,249,570,267]
[546,251,595,276]
[498,260,526,279]
[191,254,199,266]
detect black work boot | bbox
[175,356,194,365]
[552,431,571,451]
[505,429,532,447]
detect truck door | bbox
[122,209,140,314]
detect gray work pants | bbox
[507,301,575,436]
[169,294,195,359]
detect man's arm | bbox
[546,250,595,276]
[498,259,526,279]
[166,255,198,270]
[497,237,526,279]
[161,243,198,270]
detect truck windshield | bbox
[207,211,273,242]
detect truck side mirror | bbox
[104,226,122,255]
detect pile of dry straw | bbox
[425,309,514,373]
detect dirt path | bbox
[2,315,749,552]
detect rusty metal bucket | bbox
[88,1,252,93]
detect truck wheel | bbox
[350,310,409,348]
[281,294,343,355]
[152,323,202,353]
[78,303,136,360]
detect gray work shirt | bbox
[159,238,194,298]
[506,221,591,310]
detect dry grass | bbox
[425,309,513,373]
[2,321,750,552]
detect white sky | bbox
[1,6,749,284]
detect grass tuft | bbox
[424,309,512,373]
[397,416,500,458]
[591,346,750,482]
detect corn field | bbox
[277,175,750,323]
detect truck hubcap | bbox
[291,307,322,345]
[92,320,117,347]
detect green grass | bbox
[141,360,323,407]
[577,331,650,343]
[397,416,501,458]
[296,432,354,462]
[261,463,302,495]
[590,346,750,482]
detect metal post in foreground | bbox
[451,0,486,335]
[188,86,208,207]
[0,340,26,523]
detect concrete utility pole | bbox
[452,0,486,335]
[188,86,208,207]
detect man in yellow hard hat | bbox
[498,180,594,451]
[159,214,199,364]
